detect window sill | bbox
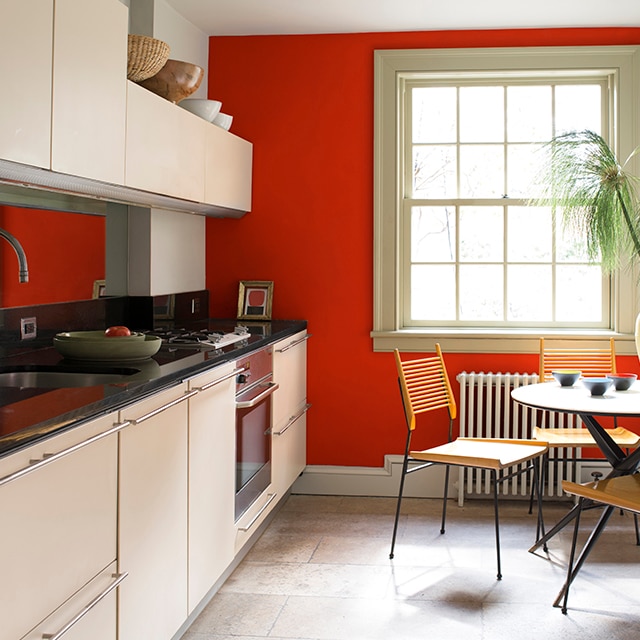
[371,329,637,355]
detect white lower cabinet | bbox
[0,413,119,640]
[272,331,309,497]
[118,383,192,640]
[187,361,237,613]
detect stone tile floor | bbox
[183,495,640,640]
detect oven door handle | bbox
[236,382,279,409]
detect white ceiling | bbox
[165,0,640,36]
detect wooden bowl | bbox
[139,59,204,104]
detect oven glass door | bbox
[235,379,278,520]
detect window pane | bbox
[459,207,503,261]
[412,87,457,143]
[459,265,503,320]
[411,265,456,320]
[459,145,504,197]
[411,207,456,262]
[555,85,602,135]
[459,86,504,142]
[507,86,552,141]
[507,206,552,261]
[507,265,552,320]
[413,145,457,197]
[507,143,543,198]
[556,265,603,321]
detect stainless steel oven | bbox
[235,346,278,520]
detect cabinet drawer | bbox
[272,331,308,431]
[21,562,123,640]
[0,413,118,640]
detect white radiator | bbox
[456,371,584,505]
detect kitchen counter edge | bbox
[0,320,307,459]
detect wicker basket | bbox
[127,34,170,83]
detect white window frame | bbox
[372,46,640,355]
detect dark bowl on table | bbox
[582,377,614,396]
[552,370,581,387]
[606,373,638,391]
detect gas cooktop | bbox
[144,324,252,350]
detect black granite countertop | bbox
[0,319,306,458]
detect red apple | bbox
[104,325,132,337]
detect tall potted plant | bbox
[534,129,640,347]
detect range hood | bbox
[0,159,246,218]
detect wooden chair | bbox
[389,345,548,580]
[558,474,640,613]
[532,337,640,489]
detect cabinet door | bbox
[187,362,237,612]
[205,124,253,212]
[0,413,118,640]
[22,562,121,640]
[118,384,190,640]
[51,0,127,183]
[125,82,206,202]
[0,0,52,167]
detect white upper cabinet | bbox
[125,81,206,202]
[0,0,53,168]
[205,123,253,212]
[51,0,128,183]
[0,0,252,216]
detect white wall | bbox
[153,0,209,99]
[126,0,209,99]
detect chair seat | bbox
[562,474,640,514]
[410,438,548,471]
[532,425,640,449]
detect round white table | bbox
[512,380,640,470]
[512,380,640,607]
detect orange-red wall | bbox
[0,206,104,307]
[206,28,640,467]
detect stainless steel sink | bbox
[0,365,142,388]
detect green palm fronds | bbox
[534,130,640,272]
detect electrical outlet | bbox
[191,297,200,314]
[20,317,37,340]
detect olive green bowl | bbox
[53,332,161,361]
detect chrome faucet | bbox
[0,228,29,283]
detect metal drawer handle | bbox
[0,421,132,488]
[130,390,198,425]
[236,382,279,409]
[276,334,311,353]
[42,571,128,640]
[238,493,278,531]
[273,403,311,436]
[195,367,244,392]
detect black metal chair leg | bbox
[440,465,450,534]
[553,504,615,608]
[389,452,410,560]
[532,460,547,551]
[634,513,640,545]
[561,496,584,614]
[492,470,502,580]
